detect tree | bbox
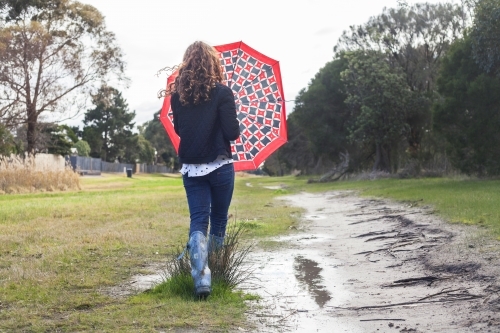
[0,0,125,153]
[73,139,90,157]
[334,3,467,157]
[82,85,136,162]
[132,134,155,164]
[140,110,179,169]
[40,123,74,155]
[434,36,500,176]
[470,0,500,76]
[291,57,351,166]
[341,51,411,172]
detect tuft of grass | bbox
[161,222,255,298]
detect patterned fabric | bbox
[160,41,287,171]
[218,46,284,164]
[180,155,233,177]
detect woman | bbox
[167,41,240,298]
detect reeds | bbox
[0,155,80,194]
[163,222,255,292]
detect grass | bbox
[3,170,498,331]
[0,173,298,332]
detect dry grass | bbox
[0,155,80,194]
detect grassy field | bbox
[0,173,299,332]
[2,173,500,332]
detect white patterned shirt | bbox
[180,155,233,177]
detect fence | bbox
[68,156,101,175]
[136,163,171,174]
[101,161,135,173]
[0,154,67,172]
[68,156,171,175]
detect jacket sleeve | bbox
[218,86,240,141]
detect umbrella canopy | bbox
[159,41,287,171]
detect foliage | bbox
[140,110,178,169]
[73,139,90,157]
[434,36,500,176]
[335,3,468,158]
[0,0,61,21]
[265,56,363,175]
[124,134,155,164]
[40,124,74,156]
[82,86,136,163]
[470,0,500,76]
[341,51,412,172]
[0,0,125,153]
[0,123,15,155]
[335,3,467,92]
[292,57,351,163]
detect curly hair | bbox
[162,41,224,106]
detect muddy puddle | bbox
[241,223,360,332]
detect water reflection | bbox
[294,256,331,307]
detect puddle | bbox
[294,256,331,307]
[304,214,326,220]
[242,245,359,332]
[275,234,335,244]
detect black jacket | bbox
[172,83,240,164]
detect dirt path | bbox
[242,191,500,333]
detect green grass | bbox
[4,171,497,331]
[0,173,298,332]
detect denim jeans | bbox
[182,163,235,238]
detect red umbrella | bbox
[159,41,287,171]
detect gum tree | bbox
[341,51,411,172]
[0,0,125,153]
[335,3,467,158]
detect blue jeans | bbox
[182,163,235,238]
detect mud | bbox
[242,191,500,333]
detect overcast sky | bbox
[76,0,456,128]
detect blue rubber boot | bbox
[208,234,224,254]
[188,231,211,298]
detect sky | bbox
[75,0,455,128]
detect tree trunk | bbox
[26,104,37,155]
[373,143,391,173]
[373,143,382,172]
